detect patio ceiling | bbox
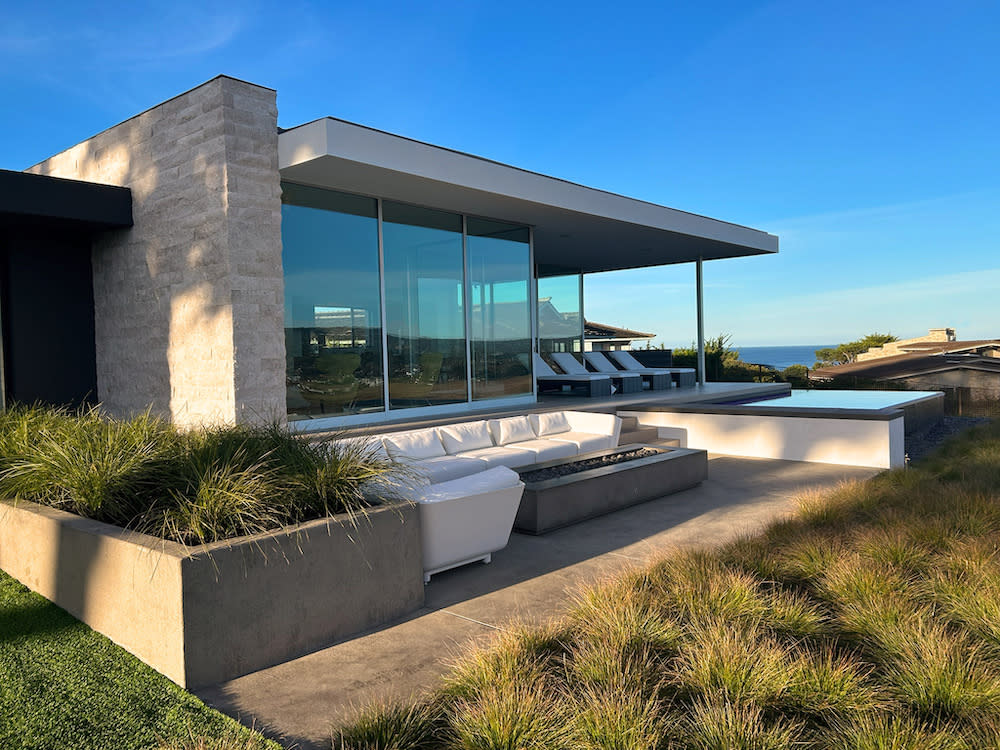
[278,118,778,276]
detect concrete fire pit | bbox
[514,444,708,534]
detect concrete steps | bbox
[618,415,662,445]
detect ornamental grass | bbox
[333,420,1000,749]
[0,404,403,545]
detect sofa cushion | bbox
[509,438,578,462]
[419,466,522,503]
[530,411,572,437]
[438,421,494,455]
[458,445,537,469]
[417,455,490,484]
[545,431,610,453]
[382,428,447,460]
[326,436,389,461]
[488,416,536,446]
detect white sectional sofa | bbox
[380,411,621,482]
[355,411,621,581]
[416,466,524,582]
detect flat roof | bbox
[278,118,778,275]
[0,169,133,230]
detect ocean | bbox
[732,345,833,371]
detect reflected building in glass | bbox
[281,184,545,421]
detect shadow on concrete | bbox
[421,456,871,611]
[196,456,879,750]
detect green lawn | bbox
[0,571,280,750]
[334,419,1000,750]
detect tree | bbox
[815,332,898,368]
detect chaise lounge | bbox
[534,353,612,397]
[551,352,642,394]
[584,351,671,391]
[610,350,697,388]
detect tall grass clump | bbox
[0,404,404,545]
[333,702,443,750]
[0,404,179,525]
[332,419,1000,748]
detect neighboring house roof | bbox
[895,340,1000,354]
[584,321,656,341]
[811,352,1000,381]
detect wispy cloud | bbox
[0,8,245,70]
[765,189,999,236]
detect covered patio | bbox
[278,117,779,430]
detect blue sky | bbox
[2,0,997,346]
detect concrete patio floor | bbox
[197,455,878,750]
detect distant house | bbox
[583,321,656,352]
[811,330,1000,403]
[853,327,993,362]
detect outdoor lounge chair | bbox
[584,351,671,391]
[534,353,612,397]
[609,350,697,387]
[551,352,642,394]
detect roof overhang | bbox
[278,118,778,275]
[0,169,133,231]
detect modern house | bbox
[4,75,778,430]
[583,321,657,352]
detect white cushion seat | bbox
[415,455,490,483]
[457,445,538,469]
[487,416,536,446]
[529,411,573,437]
[504,438,577,462]
[382,428,447,460]
[418,465,523,502]
[544,430,610,453]
[417,466,525,582]
[327,436,390,461]
[437,421,494,455]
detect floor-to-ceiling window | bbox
[281,183,535,423]
[537,274,583,354]
[467,218,532,400]
[282,184,383,417]
[382,202,468,410]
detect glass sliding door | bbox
[382,202,467,409]
[537,274,583,354]
[281,184,383,417]
[467,218,532,400]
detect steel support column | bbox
[696,258,706,386]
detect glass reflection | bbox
[281,184,383,417]
[467,218,532,400]
[382,202,467,409]
[538,274,583,354]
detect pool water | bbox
[726,389,941,410]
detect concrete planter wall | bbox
[0,500,424,689]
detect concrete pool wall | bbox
[620,393,944,469]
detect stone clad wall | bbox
[28,76,285,426]
[222,84,287,424]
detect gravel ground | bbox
[905,416,992,464]
[519,446,660,482]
